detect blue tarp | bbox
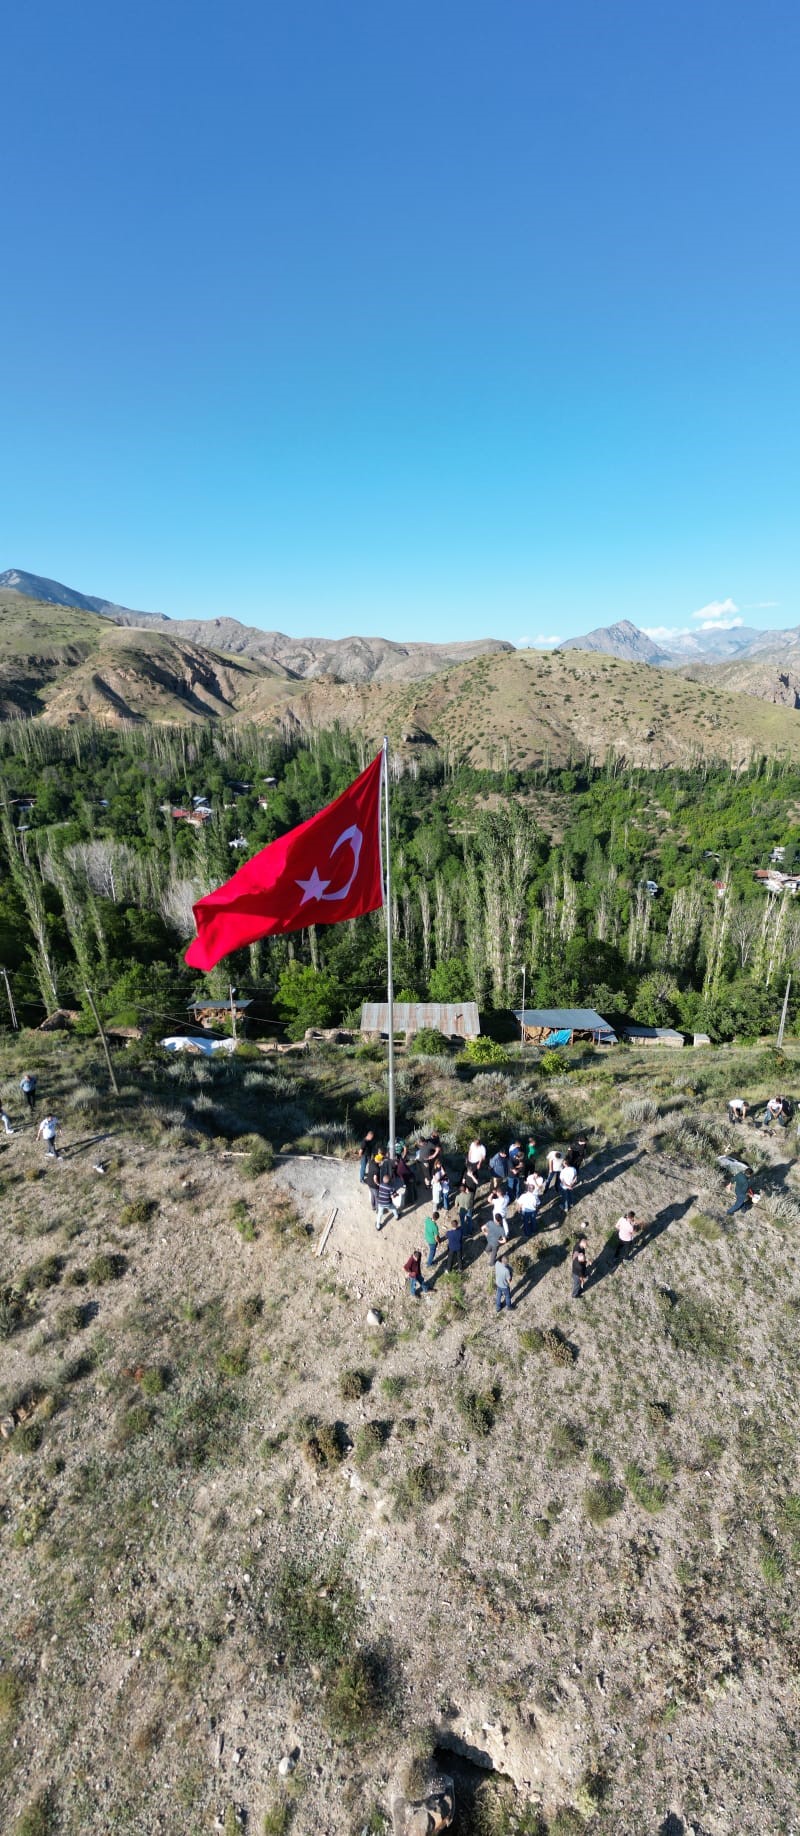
[543,1029,572,1046]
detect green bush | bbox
[583,1481,625,1525]
[88,1252,127,1284]
[408,1028,451,1057]
[244,1140,274,1179]
[462,1035,508,1066]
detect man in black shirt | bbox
[571,1233,588,1298]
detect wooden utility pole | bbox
[229,984,238,1043]
[0,967,18,1030]
[778,975,792,1050]
[84,986,120,1095]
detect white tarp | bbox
[160,1035,238,1056]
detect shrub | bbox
[0,1285,31,1343]
[539,1049,568,1076]
[354,1421,385,1464]
[0,1669,24,1722]
[542,1327,577,1367]
[409,1027,451,1057]
[339,1368,371,1401]
[583,1481,625,1525]
[456,1384,500,1437]
[14,1789,54,1836]
[658,1287,737,1359]
[622,1097,660,1126]
[244,1140,274,1179]
[462,1036,508,1066]
[230,1199,256,1241]
[217,1345,249,1379]
[624,1462,668,1512]
[549,1420,586,1465]
[301,1418,348,1469]
[393,1460,443,1516]
[120,1198,157,1228]
[88,1252,127,1284]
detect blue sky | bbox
[2,1,798,645]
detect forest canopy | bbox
[0,719,798,1044]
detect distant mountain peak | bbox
[558,620,670,665]
[0,568,148,619]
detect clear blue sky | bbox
[2,1,798,645]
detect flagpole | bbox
[382,736,396,1161]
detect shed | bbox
[360,1002,480,1042]
[621,1024,684,1048]
[513,1007,617,1046]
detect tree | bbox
[276,962,341,1037]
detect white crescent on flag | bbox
[295,824,364,906]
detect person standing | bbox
[489,1146,509,1186]
[571,1233,588,1298]
[726,1169,754,1216]
[403,1249,429,1297]
[524,1136,538,1176]
[456,1177,473,1226]
[491,1183,510,1238]
[375,1166,396,1230]
[559,1158,578,1215]
[445,1214,464,1273]
[614,1211,640,1261]
[482,1214,505,1267]
[507,1142,524,1202]
[424,1209,442,1267]
[494,1254,513,1313]
[467,1137,487,1182]
[20,1073,37,1112]
[570,1133,589,1174]
[359,1130,375,1183]
[516,1184,540,1237]
[544,1148,564,1193]
[37,1114,60,1159]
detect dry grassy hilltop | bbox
[3,589,800,769]
[2,1030,800,1835]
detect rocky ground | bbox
[2,1035,800,1835]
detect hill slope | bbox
[0,570,514,684]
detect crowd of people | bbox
[359,1126,643,1312]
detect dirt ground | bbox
[2,1047,800,1835]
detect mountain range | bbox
[2,572,800,768]
[556,615,800,667]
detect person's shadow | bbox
[512,1240,569,1305]
[584,1195,696,1289]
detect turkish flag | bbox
[185,751,384,971]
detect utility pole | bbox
[84,986,120,1096]
[0,966,18,1030]
[778,974,792,1049]
[229,984,238,1043]
[520,965,526,1050]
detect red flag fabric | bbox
[184,751,384,971]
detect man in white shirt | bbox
[467,1138,486,1173]
[559,1160,578,1214]
[544,1149,564,1193]
[491,1186,510,1237]
[614,1211,641,1261]
[516,1185,541,1237]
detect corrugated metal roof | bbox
[360,1002,480,1039]
[188,999,253,1012]
[513,1008,614,1032]
[621,1024,684,1046]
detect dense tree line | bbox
[0,719,799,1042]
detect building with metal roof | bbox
[513,1007,617,1045]
[360,1002,480,1041]
[620,1023,684,1048]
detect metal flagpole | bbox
[382,737,396,1161]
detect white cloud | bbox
[520,633,561,648]
[642,626,691,640]
[743,600,780,609]
[692,597,739,621]
[697,615,743,631]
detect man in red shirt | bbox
[403,1249,429,1297]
